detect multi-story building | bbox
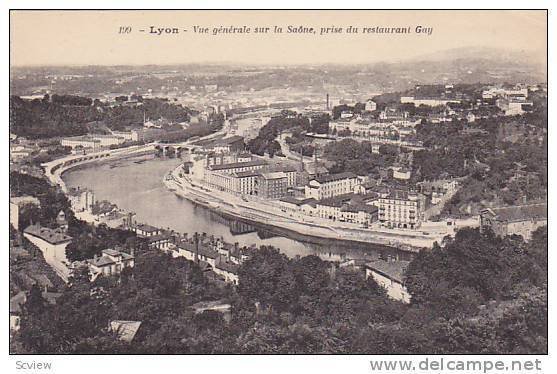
[60,136,102,150]
[496,98,533,116]
[257,172,288,199]
[480,203,547,241]
[208,159,267,174]
[205,169,259,196]
[270,165,299,187]
[314,194,378,226]
[305,172,359,200]
[67,187,95,213]
[329,117,418,143]
[202,159,267,194]
[23,224,73,280]
[378,189,424,229]
[60,134,125,150]
[204,151,252,167]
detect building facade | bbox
[23,224,73,280]
[378,189,424,229]
[257,172,288,199]
[305,172,359,200]
[479,203,547,241]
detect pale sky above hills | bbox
[10,10,547,66]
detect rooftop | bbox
[280,197,316,206]
[61,135,101,143]
[110,320,142,342]
[485,203,547,223]
[146,232,174,243]
[10,195,40,206]
[365,260,410,284]
[135,223,160,233]
[215,260,240,274]
[314,172,357,184]
[341,203,378,214]
[233,170,261,178]
[318,193,357,207]
[90,249,134,267]
[260,171,287,180]
[24,224,72,245]
[381,188,418,201]
[209,159,267,171]
[208,135,245,147]
[190,300,231,314]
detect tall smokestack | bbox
[194,232,199,263]
[326,93,330,111]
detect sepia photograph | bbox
[7,7,548,364]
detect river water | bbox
[63,154,412,262]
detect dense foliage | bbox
[246,111,310,157]
[14,227,547,354]
[10,95,193,138]
[323,139,399,176]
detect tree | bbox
[24,284,46,315]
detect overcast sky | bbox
[10,10,547,66]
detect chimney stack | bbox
[194,232,200,263]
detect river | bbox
[62,154,413,262]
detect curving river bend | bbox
[63,154,413,262]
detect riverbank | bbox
[164,164,451,252]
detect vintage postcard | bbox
[7,7,549,370]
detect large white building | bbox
[205,169,260,196]
[61,134,125,150]
[202,159,268,195]
[496,98,533,116]
[329,117,419,143]
[305,172,359,200]
[378,189,424,229]
[61,136,102,150]
[23,224,73,281]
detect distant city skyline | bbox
[10,10,546,67]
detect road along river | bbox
[62,153,414,262]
